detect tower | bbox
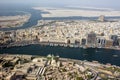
[98,15,105,22]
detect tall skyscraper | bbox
[87,32,97,47]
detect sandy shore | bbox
[0,14,31,28]
[33,7,120,18]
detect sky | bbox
[0,0,119,9]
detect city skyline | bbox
[0,0,120,79]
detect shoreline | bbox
[1,42,120,67]
[0,53,120,67]
[0,41,120,51]
[33,7,120,18]
[0,14,31,29]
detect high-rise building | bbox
[111,35,119,46]
[81,38,87,45]
[117,37,120,46]
[87,32,97,47]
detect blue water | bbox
[0,5,120,31]
[0,5,42,31]
[0,5,120,66]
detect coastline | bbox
[1,41,120,66]
[1,53,120,68]
[1,41,120,51]
[33,7,120,18]
[0,8,42,31]
[0,14,31,28]
[1,50,120,79]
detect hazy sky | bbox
[0,0,119,9]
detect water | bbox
[0,5,42,31]
[0,44,120,66]
[42,16,120,20]
[1,5,120,31]
[0,5,120,66]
